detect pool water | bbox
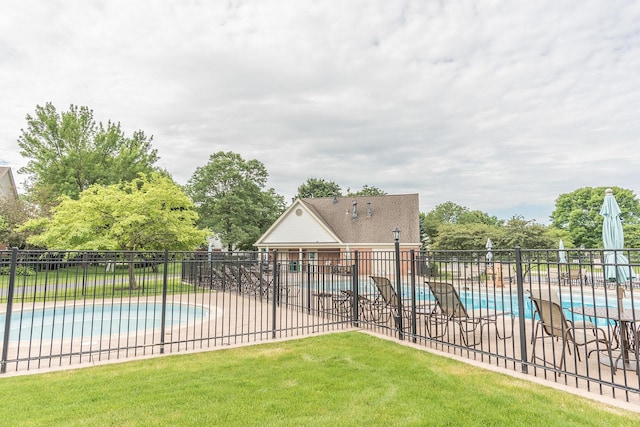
[1,303,208,341]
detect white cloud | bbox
[2,0,640,225]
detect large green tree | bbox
[18,103,159,211]
[422,202,502,246]
[431,223,499,251]
[346,185,387,197]
[0,197,35,248]
[431,217,555,251]
[296,178,342,198]
[550,186,640,248]
[186,151,285,251]
[500,216,556,249]
[20,173,207,289]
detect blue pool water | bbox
[1,303,208,341]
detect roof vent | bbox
[352,201,358,219]
[332,194,338,204]
[367,202,372,218]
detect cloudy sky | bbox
[2,1,639,224]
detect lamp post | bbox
[392,227,403,340]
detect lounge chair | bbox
[528,288,616,373]
[425,280,514,347]
[238,264,272,295]
[369,276,435,330]
[197,264,230,290]
[337,289,388,322]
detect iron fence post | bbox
[306,262,311,313]
[410,249,417,343]
[272,250,278,339]
[1,247,18,374]
[159,250,169,354]
[515,246,528,373]
[81,251,88,296]
[395,237,404,341]
[352,250,359,327]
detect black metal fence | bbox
[2,247,640,402]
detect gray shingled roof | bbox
[300,194,420,244]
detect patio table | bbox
[571,305,640,372]
[313,292,347,312]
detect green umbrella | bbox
[600,188,634,286]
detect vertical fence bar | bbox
[272,250,278,339]
[159,250,169,354]
[410,250,417,343]
[515,246,528,374]
[394,240,404,341]
[351,250,359,327]
[353,250,360,327]
[1,247,18,374]
[81,251,88,296]
[306,264,312,313]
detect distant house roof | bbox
[0,167,18,202]
[256,193,420,247]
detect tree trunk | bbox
[128,253,138,290]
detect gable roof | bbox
[257,199,342,245]
[301,194,420,244]
[256,193,420,246]
[0,166,18,202]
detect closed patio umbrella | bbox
[558,239,567,264]
[600,188,636,370]
[485,238,493,262]
[600,188,633,287]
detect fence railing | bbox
[2,247,640,402]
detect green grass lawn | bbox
[0,332,638,426]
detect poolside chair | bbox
[197,264,229,290]
[425,280,514,347]
[369,276,434,330]
[238,264,273,295]
[528,288,616,374]
[337,289,387,322]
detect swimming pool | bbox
[1,303,209,341]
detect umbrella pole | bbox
[617,285,630,368]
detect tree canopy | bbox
[499,216,556,249]
[296,179,388,199]
[21,172,207,252]
[550,186,640,248]
[346,185,387,197]
[430,216,556,251]
[431,223,498,251]
[296,178,342,199]
[186,151,285,250]
[20,173,207,289]
[0,197,35,248]
[18,103,159,211]
[422,202,502,246]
